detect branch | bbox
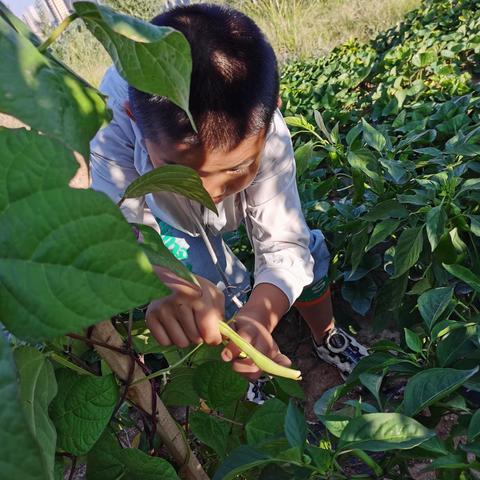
[91,320,208,480]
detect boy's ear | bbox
[124,101,135,121]
[277,96,282,109]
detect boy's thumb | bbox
[221,340,241,362]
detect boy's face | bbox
[145,128,267,204]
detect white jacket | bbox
[90,67,314,306]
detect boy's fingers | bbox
[161,315,191,349]
[153,266,202,298]
[177,304,203,343]
[148,322,171,346]
[194,307,223,345]
[273,352,292,368]
[221,328,254,362]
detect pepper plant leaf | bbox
[338,413,434,453]
[403,367,479,416]
[392,226,424,278]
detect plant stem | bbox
[131,343,203,385]
[38,13,78,53]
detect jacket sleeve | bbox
[89,67,147,225]
[244,109,314,307]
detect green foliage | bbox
[123,165,217,212]
[87,430,180,480]
[0,128,169,341]
[74,2,195,126]
[0,336,51,480]
[2,0,480,478]
[0,16,109,157]
[49,369,118,456]
[14,348,57,479]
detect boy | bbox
[90,3,367,385]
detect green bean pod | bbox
[219,322,302,381]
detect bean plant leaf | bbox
[426,206,446,251]
[0,129,169,341]
[338,413,434,453]
[392,226,424,278]
[417,287,453,330]
[74,1,194,127]
[443,264,480,293]
[87,430,179,480]
[134,223,197,285]
[246,398,287,446]
[193,360,248,409]
[0,334,48,480]
[284,401,307,450]
[403,367,479,416]
[122,165,217,213]
[14,347,57,479]
[49,369,118,456]
[189,411,231,459]
[0,16,108,158]
[162,367,200,407]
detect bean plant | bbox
[1,1,480,480]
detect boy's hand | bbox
[146,266,224,348]
[221,312,292,381]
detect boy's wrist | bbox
[240,283,289,332]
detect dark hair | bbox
[128,3,279,151]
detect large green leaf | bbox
[392,226,424,278]
[361,118,386,152]
[426,206,446,251]
[162,366,200,407]
[14,347,57,480]
[123,165,217,213]
[338,413,434,453]
[213,445,274,480]
[0,129,169,341]
[436,324,478,367]
[0,334,47,480]
[193,360,248,409]
[49,369,118,456]
[246,398,287,446]
[365,219,400,252]
[134,223,197,284]
[443,264,480,293]
[189,411,231,458]
[0,17,108,158]
[284,400,307,450]
[403,367,479,416]
[347,148,382,185]
[468,410,480,442]
[363,199,408,221]
[87,430,179,480]
[417,287,453,331]
[73,1,194,125]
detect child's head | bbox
[128,3,279,203]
